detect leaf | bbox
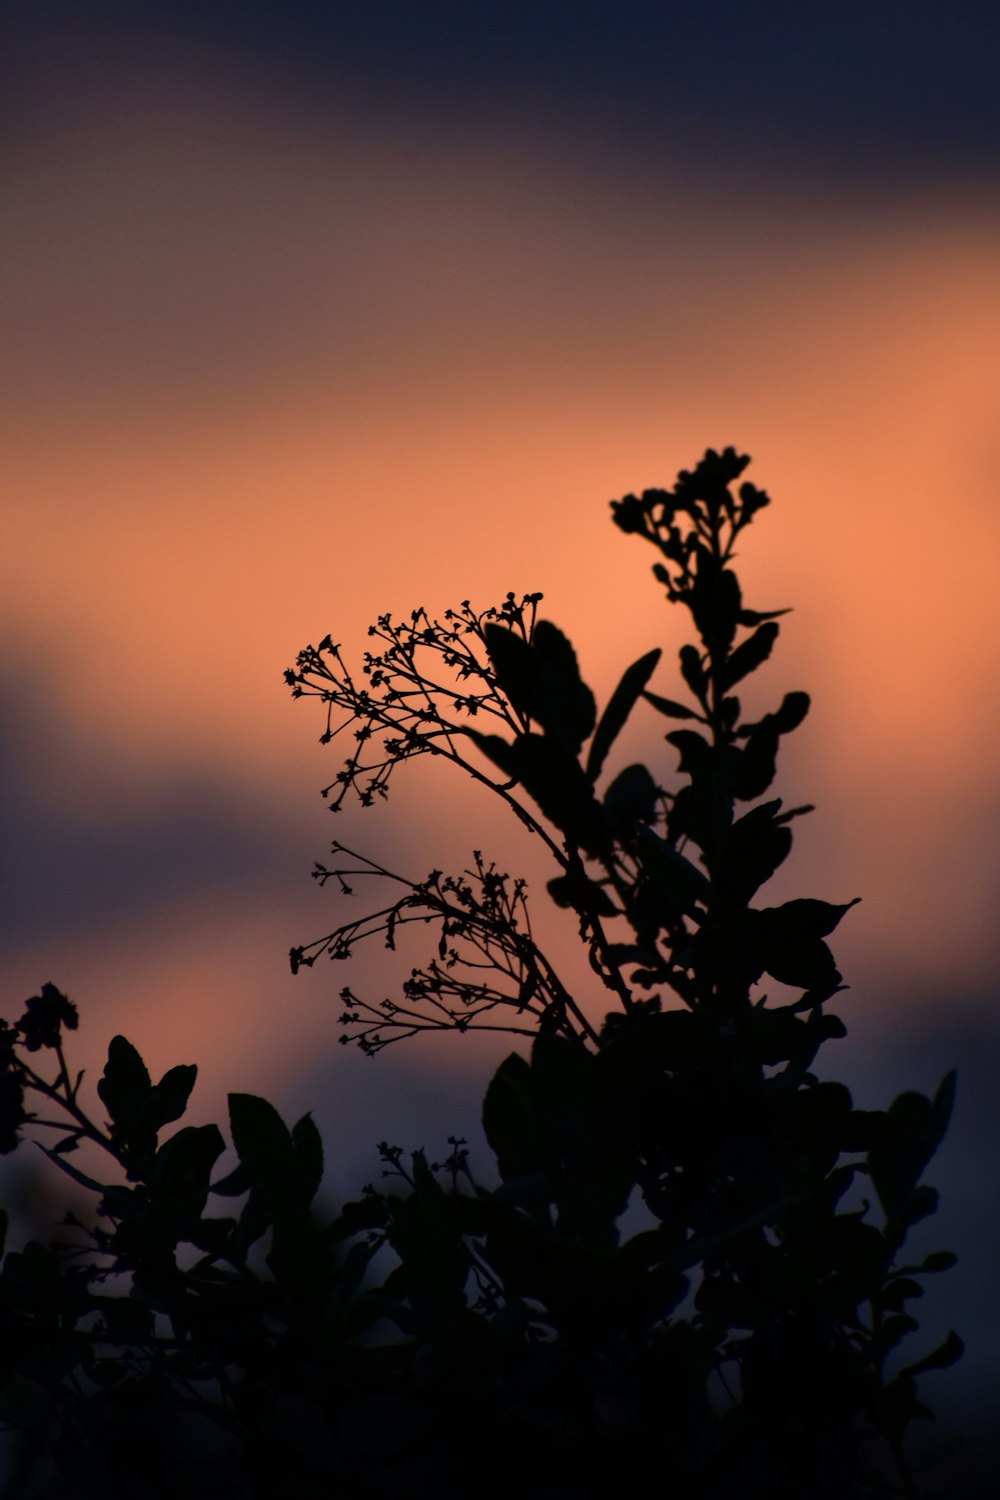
[209,1161,255,1197]
[469,729,517,779]
[721,621,779,690]
[876,1314,920,1355]
[482,1053,536,1183]
[759,898,861,942]
[930,1068,957,1152]
[546,872,620,917]
[155,1124,226,1215]
[635,825,712,912]
[665,728,714,779]
[899,1330,964,1379]
[879,1277,924,1311]
[410,1148,438,1194]
[141,1064,197,1134]
[484,623,532,719]
[730,693,810,801]
[338,1238,381,1304]
[529,621,597,754]
[229,1093,294,1169]
[226,1095,312,1251]
[752,898,860,989]
[516,735,606,849]
[899,1184,939,1231]
[920,1250,958,1273]
[292,1113,324,1206]
[679,644,706,701]
[586,648,661,781]
[50,1133,82,1155]
[603,763,659,836]
[643,691,700,721]
[35,1142,105,1195]
[737,607,790,626]
[771,690,810,734]
[764,937,838,990]
[329,1194,390,1241]
[721,799,792,904]
[690,561,742,655]
[868,1075,956,1232]
[487,620,597,753]
[97,1036,152,1127]
[482,1036,632,1244]
[473,731,607,853]
[730,721,780,800]
[774,802,814,825]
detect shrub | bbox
[1,449,960,1497]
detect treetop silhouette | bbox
[0,448,960,1497]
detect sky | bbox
[2,0,999,1469]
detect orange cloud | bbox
[2,64,997,1118]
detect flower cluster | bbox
[285,593,544,812]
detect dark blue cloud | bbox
[9,2,1000,182]
[0,663,306,950]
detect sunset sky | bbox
[2,2,998,1443]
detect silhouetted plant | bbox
[0,450,960,1498]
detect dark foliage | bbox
[1,450,960,1497]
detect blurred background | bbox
[2,2,998,1481]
